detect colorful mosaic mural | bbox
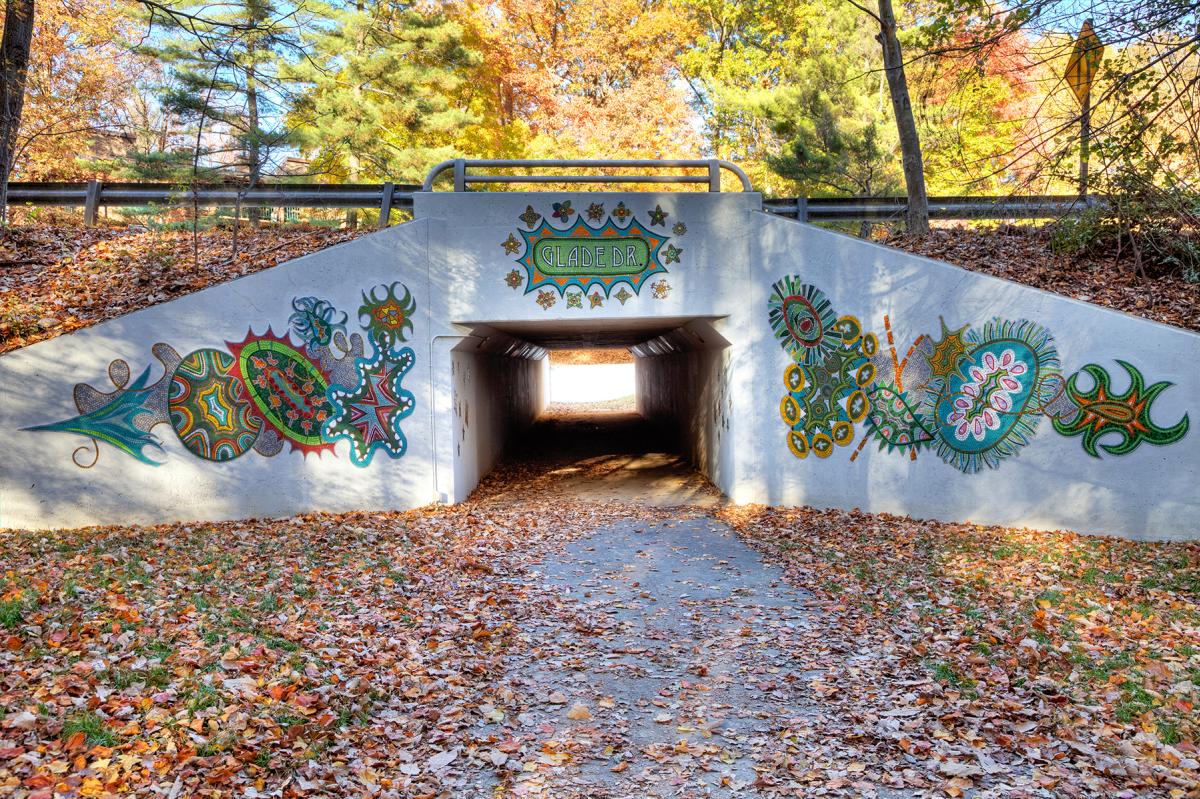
[503,201,682,309]
[26,284,419,469]
[771,276,1190,472]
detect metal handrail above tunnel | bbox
[421,159,754,192]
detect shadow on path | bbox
[474,410,723,508]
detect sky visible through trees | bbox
[0,0,1197,204]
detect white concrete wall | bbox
[736,213,1200,540]
[2,189,1195,538]
[447,345,546,502]
[633,321,734,494]
[0,222,438,529]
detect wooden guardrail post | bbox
[377,182,395,229]
[83,180,102,227]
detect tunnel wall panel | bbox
[738,213,1200,540]
[0,223,439,529]
[635,345,731,493]
[448,348,546,503]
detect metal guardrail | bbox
[6,179,1099,228]
[763,194,1101,222]
[421,158,754,192]
[6,181,420,228]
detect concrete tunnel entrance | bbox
[445,317,731,505]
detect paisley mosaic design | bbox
[768,278,1188,473]
[230,331,334,455]
[504,202,678,307]
[922,319,1059,473]
[1052,361,1189,457]
[768,277,839,366]
[30,286,419,469]
[168,348,261,461]
[325,347,416,467]
[25,364,169,466]
[24,345,182,467]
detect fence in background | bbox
[5,180,1099,228]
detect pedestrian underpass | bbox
[0,160,1195,539]
[445,319,730,506]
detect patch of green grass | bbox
[1081,650,1136,681]
[1115,683,1156,722]
[106,668,141,690]
[263,635,299,653]
[273,711,304,729]
[257,593,281,613]
[185,683,222,715]
[1158,720,1182,745]
[62,712,117,746]
[143,638,175,660]
[1035,589,1065,607]
[196,731,237,757]
[145,665,171,688]
[253,749,272,768]
[0,599,24,629]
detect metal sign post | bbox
[1065,20,1105,197]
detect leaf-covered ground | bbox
[0,225,367,354]
[2,451,1198,797]
[886,226,1200,333]
[720,505,1200,797]
[3,220,1197,357]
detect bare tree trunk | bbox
[875,0,929,234]
[246,66,262,224]
[0,0,36,224]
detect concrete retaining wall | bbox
[0,223,438,528]
[1,190,1196,538]
[738,213,1199,540]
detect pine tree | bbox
[137,0,305,189]
[286,2,478,185]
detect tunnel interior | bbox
[448,317,731,505]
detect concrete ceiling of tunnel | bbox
[461,317,722,349]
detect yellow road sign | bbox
[1065,20,1104,105]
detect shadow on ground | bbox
[473,410,723,508]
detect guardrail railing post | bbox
[796,197,809,223]
[377,182,395,229]
[707,160,721,192]
[452,159,466,192]
[83,180,102,227]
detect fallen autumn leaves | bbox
[719,505,1200,797]
[0,224,367,354]
[1,487,1197,796]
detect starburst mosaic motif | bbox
[672,221,687,236]
[501,234,521,255]
[649,205,668,226]
[926,317,970,380]
[586,202,605,221]
[324,347,415,467]
[589,292,604,308]
[566,291,583,309]
[615,287,633,305]
[505,269,523,289]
